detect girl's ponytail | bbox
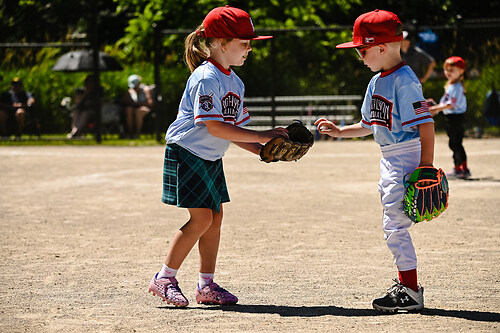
[184,25,209,72]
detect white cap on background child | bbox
[128,74,141,88]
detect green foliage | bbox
[114,2,164,63]
[1,0,499,135]
[0,59,188,135]
[0,134,161,146]
[1,65,92,133]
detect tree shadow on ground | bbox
[191,304,500,322]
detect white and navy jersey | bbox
[440,82,467,115]
[360,63,433,147]
[166,58,251,161]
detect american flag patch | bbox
[412,100,430,115]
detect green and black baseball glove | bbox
[403,167,449,223]
[260,121,314,163]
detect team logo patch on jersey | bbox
[199,93,214,112]
[413,100,430,115]
[370,95,393,130]
[221,92,241,120]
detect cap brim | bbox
[336,41,358,49]
[250,35,273,40]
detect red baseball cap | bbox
[445,56,466,70]
[202,6,272,40]
[336,9,403,48]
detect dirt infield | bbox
[1,135,499,332]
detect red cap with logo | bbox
[200,5,272,40]
[445,56,466,70]
[336,9,403,48]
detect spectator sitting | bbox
[67,75,102,139]
[401,31,436,84]
[0,77,35,138]
[123,74,153,139]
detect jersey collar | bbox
[207,57,231,76]
[381,61,405,77]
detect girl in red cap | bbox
[148,6,287,307]
[430,56,470,178]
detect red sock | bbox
[398,269,418,292]
[460,161,468,172]
[454,165,461,172]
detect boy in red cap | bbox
[148,6,287,307]
[316,9,436,312]
[429,56,470,178]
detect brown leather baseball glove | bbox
[260,121,314,163]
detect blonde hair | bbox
[184,24,234,72]
[444,59,466,91]
[184,25,210,72]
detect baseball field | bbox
[1,135,499,332]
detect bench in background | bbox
[244,95,363,131]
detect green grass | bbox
[0,133,165,146]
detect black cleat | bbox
[373,279,424,313]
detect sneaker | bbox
[148,273,189,307]
[447,168,471,179]
[372,279,424,313]
[195,280,238,305]
[458,169,471,179]
[446,168,462,179]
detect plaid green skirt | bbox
[162,144,229,213]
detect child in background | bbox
[316,9,435,312]
[148,6,287,307]
[429,56,470,179]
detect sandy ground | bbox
[0,135,499,332]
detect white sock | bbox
[199,273,214,289]
[157,264,177,279]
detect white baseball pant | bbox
[378,138,421,271]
